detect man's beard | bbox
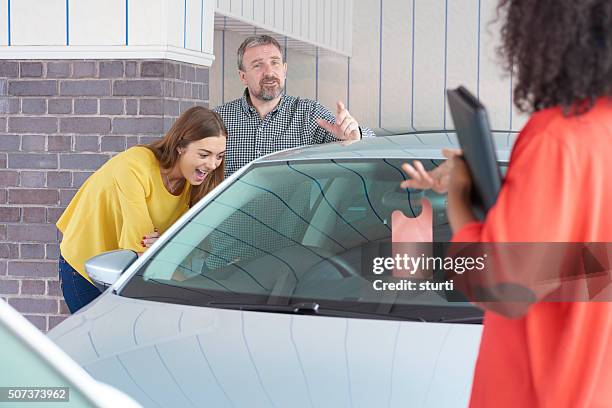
[253,77,285,101]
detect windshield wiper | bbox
[206,301,423,321]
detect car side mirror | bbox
[85,250,137,291]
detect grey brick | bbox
[60,117,110,134]
[49,315,67,330]
[0,243,18,258]
[0,98,20,114]
[60,153,109,170]
[181,65,196,82]
[24,314,47,331]
[20,62,43,78]
[47,171,71,187]
[163,80,174,97]
[195,67,208,83]
[45,245,60,261]
[60,80,110,96]
[19,171,46,188]
[125,61,138,77]
[0,134,20,151]
[139,135,161,145]
[21,135,46,151]
[0,225,5,241]
[0,207,20,222]
[113,117,163,134]
[0,171,19,187]
[164,62,178,79]
[0,189,5,203]
[113,80,163,96]
[139,98,163,115]
[8,297,57,313]
[100,98,123,115]
[99,61,124,78]
[141,61,165,77]
[8,153,58,169]
[47,62,71,78]
[100,136,126,152]
[0,279,19,294]
[74,136,99,152]
[202,84,209,101]
[70,171,91,186]
[47,278,61,296]
[74,99,98,114]
[0,117,6,132]
[48,98,72,114]
[59,189,77,205]
[162,117,175,133]
[9,189,58,205]
[180,101,195,114]
[22,98,46,114]
[173,81,185,98]
[126,137,139,148]
[125,99,138,115]
[0,153,7,168]
[8,80,57,96]
[163,99,179,116]
[7,224,57,243]
[48,135,72,152]
[22,207,46,223]
[46,208,65,224]
[73,61,97,78]
[0,79,7,96]
[0,62,19,77]
[9,117,57,133]
[21,277,46,293]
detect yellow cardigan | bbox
[57,146,190,281]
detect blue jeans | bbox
[58,254,102,314]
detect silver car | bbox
[49,132,514,408]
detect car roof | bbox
[256,131,517,164]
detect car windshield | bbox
[120,158,506,322]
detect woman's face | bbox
[178,136,226,185]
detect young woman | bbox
[404,1,612,406]
[57,107,227,313]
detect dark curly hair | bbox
[497,0,612,114]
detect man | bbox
[214,35,375,176]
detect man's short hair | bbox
[237,35,284,71]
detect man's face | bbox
[239,44,287,102]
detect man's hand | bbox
[400,148,462,193]
[316,101,361,141]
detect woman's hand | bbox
[141,228,161,249]
[400,148,462,193]
[447,156,478,232]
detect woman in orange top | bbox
[403,1,612,406]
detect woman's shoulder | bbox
[109,146,159,172]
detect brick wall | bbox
[0,59,209,331]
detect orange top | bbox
[453,98,612,408]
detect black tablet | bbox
[447,86,502,217]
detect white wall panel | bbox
[11,0,65,46]
[128,0,165,46]
[203,0,216,54]
[318,54,348,116]
[264,0,274,27]
[0,0,8,45]
[412,0,446,130]
[286,47,315,100]
[210,29,224,108]
[70,0,125,46]
[283,0,292,33]
[445,0,479,129]
[222,30,249,103]
[185,0,204,51]
[380,0,413,132]
[166,0,186,48]
[348,0,379,130]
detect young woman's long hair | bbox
[146,107,227,207]
[497,0,612,114]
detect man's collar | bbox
[241,89,287,117]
